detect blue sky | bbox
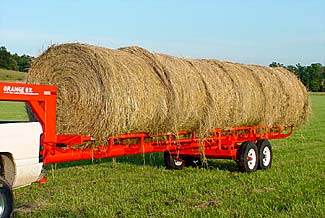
[0,0,324,66]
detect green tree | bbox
[269,62,285,68]
[12,53,33,72]
[296,63,308,86]
[0,46,18,70]
[321,67,325,92]
[306,63,323,92]
[270,62,325,92]
[286,65,298,74]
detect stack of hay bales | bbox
[27,43,310,138]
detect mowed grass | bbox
[0,68,26,82]
[0,69,28,121]
[0,95,323,217]
[0,101,28,121]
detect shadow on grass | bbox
[50,152,165,170]
[206,159,238,172]
[50,152,239,172]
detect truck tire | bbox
[0,177,13,218]
[256,140,273,170]
[164,152,185,170]
[236,141,258,172]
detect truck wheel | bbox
[0,177,13,218]
[256,140,273,170]
[164,152,185,170]
[236,141,258,172]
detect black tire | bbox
[0,177,13,218]
[256,140,273,170]
[185,156,202,168]
[236,141,258,173]
[164,152,186,170]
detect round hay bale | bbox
[27,43,310,138]
[27,43,169,137]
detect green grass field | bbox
[1,94,324,217]
[0,101,28,121]
[0,68,26,82]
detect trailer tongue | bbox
[0,81,293,217]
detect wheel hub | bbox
[262,146,271,166]
[247,148,257,170]
[173,159,183,167]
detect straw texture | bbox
[27,43,310,138]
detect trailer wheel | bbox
[256,140,273,170]
[185,156,202,167]
[236,141,258,172]
[0,177,13,218]
[164,152,185,170]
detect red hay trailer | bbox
[0,81,293,217]
[0,81,293,171]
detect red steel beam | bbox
[44,126,293,164]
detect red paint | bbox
[0,82,293,167]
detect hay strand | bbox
[27,43,310,138]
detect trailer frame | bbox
[0,82,294,174]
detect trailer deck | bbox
[0,82,294,176]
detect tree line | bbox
[269,62,325,92]
[0,46,33,72]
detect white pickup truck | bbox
[0,121,43,217]
[0,82,59,218]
